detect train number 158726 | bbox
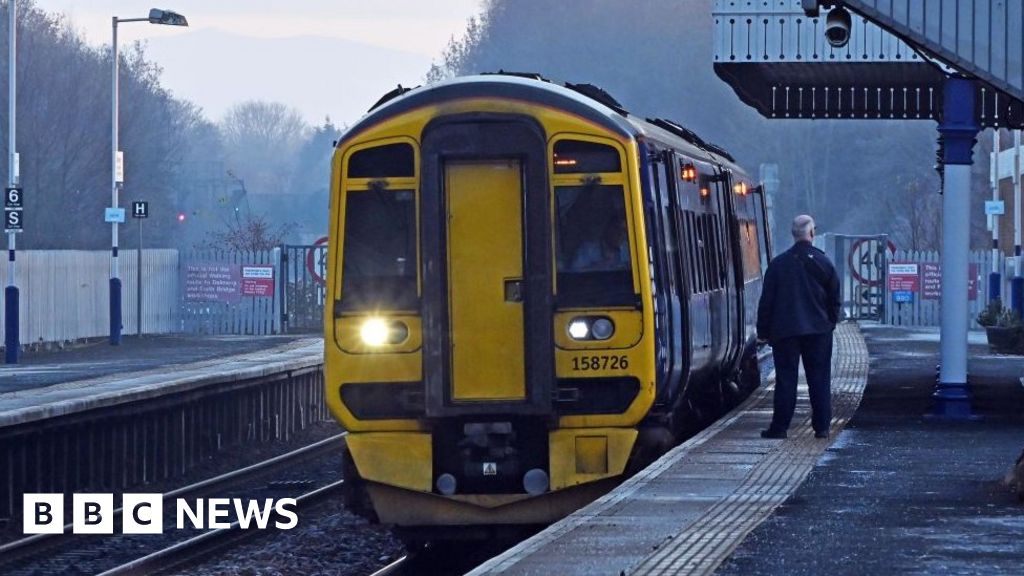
[571,355,629,371]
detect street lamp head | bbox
[148,9,188,26]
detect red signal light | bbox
[177,212,186,222]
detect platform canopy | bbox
[713,0,1024,127]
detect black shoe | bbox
[760,429,787,439]
[814,430,829,439]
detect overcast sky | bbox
[32,0,483,125]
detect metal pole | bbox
[109,16,122,345]
[4,0,18,364]
[991,129,1001,302]
[137,216,142,337]
[1013,130,1023,317]
[934,76,977,419]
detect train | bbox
[324,73,772,540]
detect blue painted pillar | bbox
[4,283,17,363]
[989,271,1001,302]
[1013,275,1024,318]
[934,76,978,419]
[110,276,122,345]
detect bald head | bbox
[791,214,815,242]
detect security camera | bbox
[825,6,853,48]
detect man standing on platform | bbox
[757,214,841,439]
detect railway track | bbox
[99,479,345,576]
[367,555,409,576]
[0,432,347,576]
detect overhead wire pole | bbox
[4,0,17,364]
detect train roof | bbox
[341,73,748,177]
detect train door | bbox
[647,148,687,400]
[717,172,745,372]
[445,160,525,401]
[704,169,729,367]
[420,117,553,418]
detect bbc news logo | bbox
[23,494,298,534]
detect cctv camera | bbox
[825,6,853,48]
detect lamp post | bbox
[110,8,187,345]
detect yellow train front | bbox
[325,74,769,538]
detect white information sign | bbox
[887,263,919,275]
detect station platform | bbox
[0,335,322,427]
[470,323,1024,576]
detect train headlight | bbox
[591,318,615,340]
[360,318,409,346]
[361,318,389,346]
[568,319,590,340]
[568,317,614,341]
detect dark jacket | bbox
[756,240,841,342]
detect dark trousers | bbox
[769,332,834,433]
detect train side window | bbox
[695,214,709,293]
[553,140,622,174]
[348,143,415,178]
[654,159,683,297]
[711,216,724,290]
[742,220,762,281]
[708,215,721,290]
[753,194,771,270]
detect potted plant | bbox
[978,300,1024,354]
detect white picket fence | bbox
[884,249,1003,328]
[0,250,180,346]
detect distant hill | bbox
[146,28,432,125]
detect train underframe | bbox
[340,342,762,543]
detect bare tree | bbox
[218,101,309,197]
[198,211,291,252]
[0,1,199,248]
[883,176,941,251]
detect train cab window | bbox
[553,140,622,174]
[340,188,417,310]
[348,143,415,178]
[555,183,634,307]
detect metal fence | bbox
[0,250,180,346]
[817,234,889,321]
[179,249,282,336]
[883,249,1002,328]
[281,243,327,333]
[0,246,327,349]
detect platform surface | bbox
[0,335,323,427]
[717,323,1024,576]
[470,323,1024,575]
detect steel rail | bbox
[367,555,410,576]
[0,431,347,569]
[96,479,346,576]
